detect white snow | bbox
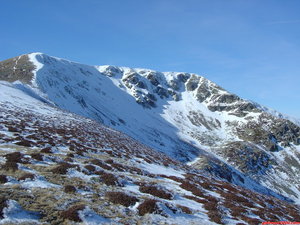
[0,200,40,224]
[20,176,60,189]
[139,162,185,178]
[78,207,113,225]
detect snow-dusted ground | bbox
[0,77,299,224]
[0,200,41,224]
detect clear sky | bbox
[1,0,299,118]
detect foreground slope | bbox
[0,81,300,224]
[0,53,300,203]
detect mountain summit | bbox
[0,53,299,224]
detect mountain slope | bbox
[1,53,300,204]
[0,81,300,224]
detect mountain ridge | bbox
[1,53,300,204]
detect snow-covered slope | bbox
[0,80,299,224]
[1,53,300,204]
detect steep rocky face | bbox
[1,53,300,204]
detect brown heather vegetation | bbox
[64,185,76,193]
[90,159,112,170]
[4,152,24,163]
[2,161,18,171]
[176,205,192,214]
[139,183,173,200]
[84,164,96,173]
[15,139,34,147]
[61,204,85,222]
[1,104,300,224]
[106,191,138,207]
[100,172,123,186]
[18,173,35,181]
[0,197,8,219]
[30,153,44,161]
[40,147,52,154]
[137,199,159,216]
[50,162,79,174]
[0,175,8,184]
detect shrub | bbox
[105,159,114,164]
[240,215,262,225]
[18,173,35,181]
[160,175,184,183]
[15,139,34,147]
[100,172,123,186]
[183,195,208,204]
[199,181,213,190]
[7,126,19,132]
[64,157,73,162]
[90,159,112,170]
[127,166,143,175]
[177,205,192,214]
[66,153,75,158]
[0,197,8,219]
[111,163,127,172]
[137,199,159,216]
[61,204,85,222]
[84,165,96,173]
[106,192,138,207]
[180,181,205,198]
[207,211,223,224]
[139,184,173,200]
[51,162,78,174]
[64,185,76,193]
[203,201,218,211]
[41,147,52,153]
[228,205,247,218]
[0,175,8,184]
[30,153,43,161]
[4,152,23,163]
[2,161,18,171]
[215,181,238,193]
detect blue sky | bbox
[1,0,300,117]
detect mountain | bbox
[0,53,299,224]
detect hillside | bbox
[0,53,299,224]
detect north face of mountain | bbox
[0,53,300,204]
